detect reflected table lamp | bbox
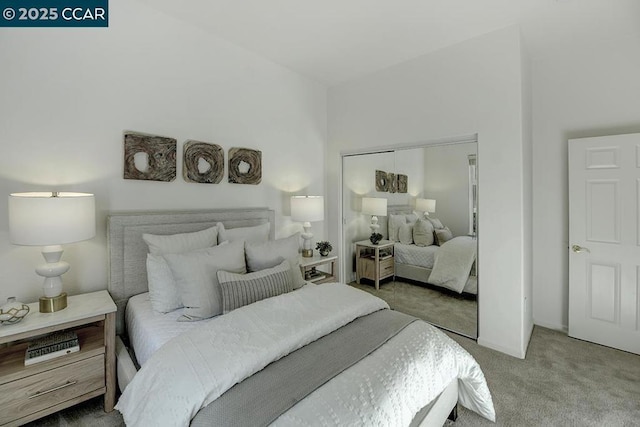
[9,192,96,313]
[362,197,387,233]
[291,195,324,257]
[416,198,436,217]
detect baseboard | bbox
[533,319,568,333]
[477,336,526,359]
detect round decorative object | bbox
[369,233,383,245]
[0,297,30,324]
[320,250,329,257]
[183,141,224,184]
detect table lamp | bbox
[416,198,436,216]
[362,197,387,233]
[291,195,324,257]
[8,192,96,313]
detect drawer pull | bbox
[28,381,78,399]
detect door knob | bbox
[571,244,590,253]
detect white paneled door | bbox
[569,133,640,355]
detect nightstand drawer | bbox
[0,355,105,425]
[380,259,394,276]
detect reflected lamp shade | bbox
[290,196,324,257]
[416,198,436,215]
[362,197,387,233]
[8,192,96,312]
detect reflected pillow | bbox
[434,226,454,246]
[388,214,407,242]
[427,217,445,230]
[413,218,434,247]
[398,223,414,245]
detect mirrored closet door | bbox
[341,140,478,338]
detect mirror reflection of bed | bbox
[342,139,478,338]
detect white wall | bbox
[329,26,532,358]
[0,0,327,304]
[424,142,476,237]
[532,35,640,331]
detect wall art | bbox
[228,147,262,185]
[388,173,397,193]
[375,170,388,192]
[397,174,408,193]
[183,140,224,184]
[124,132,176,182]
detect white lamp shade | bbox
[416,198,436,213]
[362,197,387,217]
[290,196,324,222]
[9,192,96,246]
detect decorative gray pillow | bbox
[217,260,294,314]
[427,217,445,230]
[434,226,454,246]
[413,218,434,247]
[164,240,246,321]
[398,223,414,245]
[245,233,305,289]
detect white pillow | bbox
[405,213,418,225]
[217,222,270,245]
[146,254,182,313]
[218,260,294,314]
[388,214,407,242]
[245,233,305,289]
[413,218,435,247]
[143,226,218,314]
[142,226,218,255]
[398,223,414,245]
[164,240,246,321]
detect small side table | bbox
[355,240,395,290]
[299,254,338,284]
[0,290,116,426]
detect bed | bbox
[107,208,494,426]
[388,205,477,295]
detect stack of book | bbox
[25,330,80,366]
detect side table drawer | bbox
[0,355,105,425]
[380,258,394,277]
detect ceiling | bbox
[138,0,640,86]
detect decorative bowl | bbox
[0,297,30,324]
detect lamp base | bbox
[39,293,67,313]
[301,249,313,258]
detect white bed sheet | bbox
[126,292,215,366]
[394,242,439,268]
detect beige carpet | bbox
[28,289,639,426]
[350,278,478,338]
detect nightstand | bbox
[355,240,395,290]
[0,290,116,426]
[299,254,338,284]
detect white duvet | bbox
[428,236,477,293]
[116,284,495,426]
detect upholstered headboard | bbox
[107,208,275,335]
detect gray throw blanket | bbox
[191,309,417,427]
